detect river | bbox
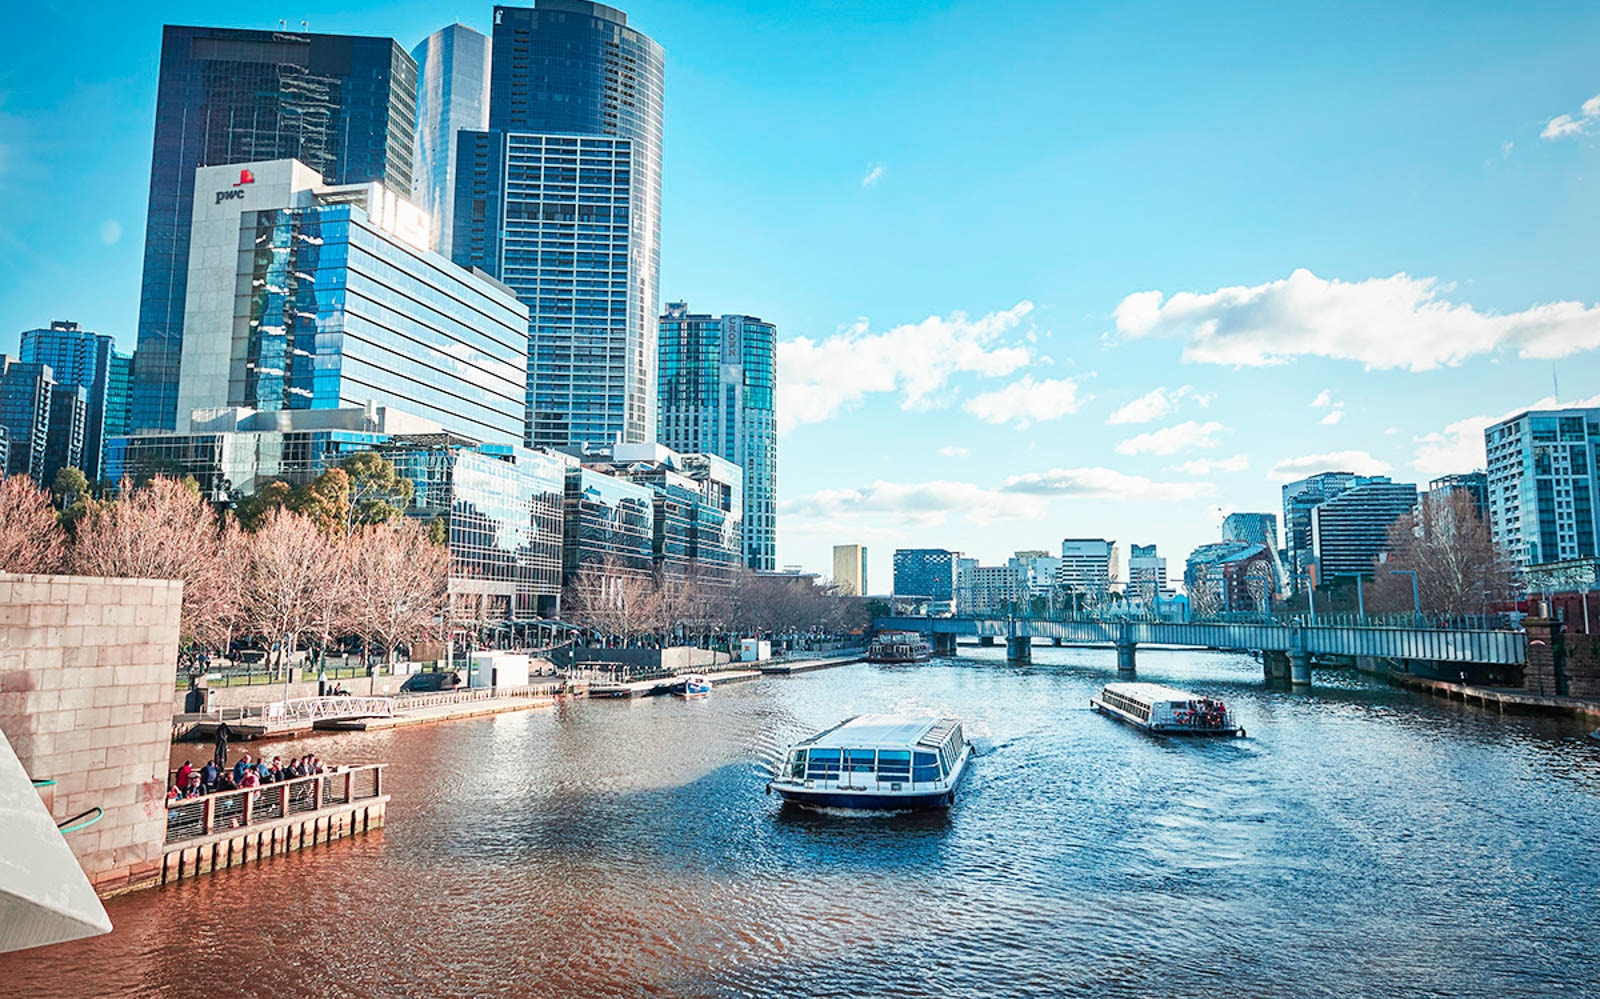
[6,647,1599,998]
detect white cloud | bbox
[1106,385,1195,424]
[861,162,886,187]
[1268,450,1392,482]
[1114,420,1226,456]
[1309,389,1335,409]
[1320,410,1345,426]
[1501,140,1515,159]
[778,302,1034,433]
[1112,268,1600,371]
[1179,454,1250,475]
[781,479,1046,526]
[1411,393,1600,477]
[999,466,1215,502]
[937,445,971,457]
[1542,94,1600,140]
[963,375,1085,428]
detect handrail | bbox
[262,696,395,722]
[164,764,387,844]
[57,807,104,834]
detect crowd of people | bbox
[166,753,328,804]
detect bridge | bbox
[873,615,1527,686]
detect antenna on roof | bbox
[279,19,287,29]
[301,20,309,31]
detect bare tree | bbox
[564,556,662,646]
[72,477,235,646]
[347,520,449,664]
[1368,492,1512,616]
[0,475,66,574]
[241,509,336,675]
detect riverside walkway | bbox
[875,614,1527,686]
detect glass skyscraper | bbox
[1485,408,1600,573]
[657,303,778,570]
[412,25,491,258]
[453,1,665,451]
[0,356,54,481]
[18,321,119,481]
[133,25,417,433]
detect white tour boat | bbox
[767,715,971,810]
[1090,682,1245,737]
[673,674,712,699]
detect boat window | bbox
[805,749,841,779]
[787,750,806,779]
[845,749,876,773]
[877,751,911,779]
[913,750,941,783]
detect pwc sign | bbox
[215,168,256,204]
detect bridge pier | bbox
[1006,636,1031,664]
[933,633,957,657]
[1052,638,1062,647]
[1290,650,1312,686]
[1263,651,1290,681]
[1115,639,1136,676]
[979,636,995,647]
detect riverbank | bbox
[1386,671,1600,720]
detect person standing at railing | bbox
[200,761,219,793]
[232,753,253,784]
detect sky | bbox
[2,1,1599,586]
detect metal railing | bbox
[164,764,386,844]
[262,697,395,722]
[393,683,564,711]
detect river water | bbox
[6,647,1600,998]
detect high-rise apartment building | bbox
[133,25,417,433]
[453,1,665,450]
[833,544,869,597]
[1282,472,1362,592]
[19,321,125,481]
[1427,471,1489,522]
[956,561,1028,615]
[174,159,527,446]
[1059,538,1118,601]
[893,549,959,609]
[42,385,88,486]
[1126,544,1168,602]
[412,24,491,257]
[0,356,54,481]
[1309,479,1418,579]
[1485,408,1600,573]
[657,303,777,570]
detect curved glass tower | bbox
[412,24,491,257]
[454,1,665,450]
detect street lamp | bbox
[1389,569,1421,624]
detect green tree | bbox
[342,452,414,529]
[51,466,92,531]
[427,516,448,546]
[235,480,292,532]
[288,467,352,536]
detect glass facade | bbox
[658,304,778,570]
[134,26,417,433]
[1281,472,1361,593]
[893,549,958,603]
[412,25,491,258]
[236,200,527,445]
[564,465,655,578]
[19,322,116,480]
[42,385,88,486]
[1486,409,1600,572]
[454,2,665,450]
[105,352,134,442]
[105,428,392,499]
[0,356,53,481]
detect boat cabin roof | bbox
[1102,682,1216,706]
[797,714,957,751]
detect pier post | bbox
[1115,639,1136,676]
[933,632,957,657]
[979,636,995,647]
[1289,650,1312,686]
[1006,636,1032,664]
[1052,638,1063,647]
[1263,651,1290,681]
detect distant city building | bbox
[105,352,133,444]
[19,321,124,480]
[1221,511,1287,592]
[893,549,959,612]
[1059,538,1118,602]
[956,561,1028,615]
[1281,472,1363,593]
[1427,471,1488,521]
[453,1,666,450]
[175,159,527,447]
[133,25,418,433]
[411,24,490,257]
[1486,408,1600,574]
[1184,541,1277,613]
[0,426,8,478]
[657,303,778,570]
[833,544,869,597]
[0,356,54,481]
[1009,550,1063,605]
[42,385,88,486]
[1309,478,1419,579]
[1126,544,1169,602]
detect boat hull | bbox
[768,786,955,811]
[865,653,932,665]
[1090,699,1244,737]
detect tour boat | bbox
[866,631,933,664]
[674,674,712,699]
[1090,682,1245,737]
[767,715,971,810]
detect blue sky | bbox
[2,1,1599,585]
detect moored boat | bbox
[673,674,712,699]
[767,715,970,810]
[866,631,933,664]
[1090,682,1245,737]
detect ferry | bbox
[674,674,712,699]
[766,715,971,810]
[866,631,933,664]
[1090,682,1245,737]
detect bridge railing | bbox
[883,609,1520,632]
[164,764,386,844]
[262,696,395,722]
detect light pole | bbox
[1389,569,1421,624]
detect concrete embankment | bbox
[1387,671,1600,720]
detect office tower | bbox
[42,385,88,486]
[657,303,777,570]
[412,24,491,257]
[1281,472,1361,593]
[104,353,133,443]
[19,321,118,480]
[1222,511,1287,591]
[1427,471,1490,522]
[1309,479,1419,578]
[133,25,417,433]
[1126,544,1168,602]
[454,1,666,449]
[0,356,54,481]
[1059,538,1118,601]
[956,561,1028,615]
[1485,408,1600,573]
[1184,541,1276,613]
[174,159,527,446]
[833,544,868,596]
[893,549,959,609]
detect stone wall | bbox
[1522,618,1563,696]
[0,572,184,895]
[1561,631,1600,700]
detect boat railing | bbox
[164,764,386,844]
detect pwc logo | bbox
[215,169,256,204]
[235,169,255,187]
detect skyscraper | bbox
[132,25,418,433]
[893,549,959,608]
[657,303,778,570]
[1222,511,1287,592]
[412,24,491,257]
[1310,479,1418,578]
[1281,472,1361,593]
[18,321,128,481]
[453,1,665,450]
[1059,538,1118,602]
[42,385,88,486]
[0,356,54,481]
[1485,408,1600,573]
[833,544,868,597]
